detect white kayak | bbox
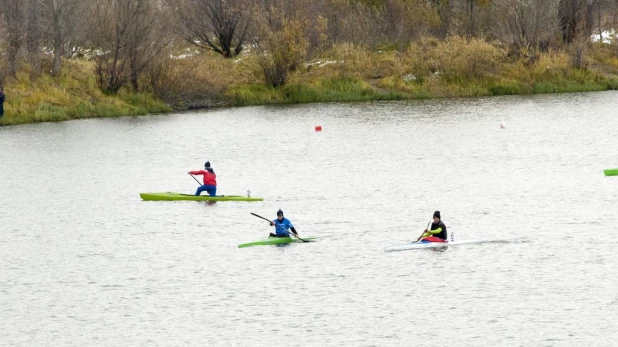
[385,239,510,252]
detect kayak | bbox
[385,241,450,251]
[140,192,263,201]
[385,239,509,252]
[385,237,448,251]
[238,236,318,248]
[604,168,618,176]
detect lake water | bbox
[1,92,617,346]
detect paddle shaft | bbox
[417,221,431,241]
[189,173,202,186]
[250,212,309,242]
[250,212,271,223]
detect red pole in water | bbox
[315,125,322,132]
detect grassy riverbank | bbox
[3,38,618,126]
[0,60,171,126]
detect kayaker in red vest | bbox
[417,211,448,241]
[189,161,217,196]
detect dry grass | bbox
[1,59,169,125]
[3,39,618,126]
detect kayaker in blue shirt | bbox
[269,209,298,238]
[417,211,448,241]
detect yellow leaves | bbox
[256,18,311,86]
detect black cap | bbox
[205,161,211,168]
[433,211,441,219]
[277,209,284,216]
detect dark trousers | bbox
[195,185,216,196]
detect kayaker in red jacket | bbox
[417,211,448,241]
[189,161,217,196]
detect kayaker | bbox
[189,161,217,196]
[417,211,448,241]
[269,209,298,238]
[0,86,5,117]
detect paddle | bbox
[416,221,431,242]
[189,173,202,186]
[250,212,309,242]
[250,212,271,223]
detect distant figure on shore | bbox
[0,86,5,118]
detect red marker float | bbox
[315,125,322,132]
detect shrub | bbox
[406,36,503,81]
[490,83,521,95]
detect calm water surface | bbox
[1,92,617,346]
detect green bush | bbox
[227,84,282,106]
[282,84,320,103]
[490,83,521,95]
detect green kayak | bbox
[140,192,263,201]
[604,168,618,176]
[238,236,318,248]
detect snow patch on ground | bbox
[305,60,343,67]
[591,30,618,44]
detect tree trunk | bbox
[51,10,63,76]
[585,0,594,39]
[468,0,476,38]
[2,0,25,79]
[26,0,41,80]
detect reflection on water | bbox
[1,92,618,346]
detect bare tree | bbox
[252,1,309,87]
[430,0,454,38]
[36,0,85,76]
[25,0,43,78]
[382,0,439,44]
[318,0,387,48]
[90,0,166,93]
[0,0,26,78]
[558,0,604,43]
[171,0,250,58]
[492,0,560,54]
[126,1,170,91]
[91,1,126,93]
[559,0,583,43]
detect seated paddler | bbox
[269,209,298,238]
[417,211,448,242]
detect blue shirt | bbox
[272,218,294,236]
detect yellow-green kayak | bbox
[238,236,318,248]
[140,192,263,201]
[604,168,618,176]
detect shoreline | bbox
[2,42,618,126]
[2,85,616,127]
